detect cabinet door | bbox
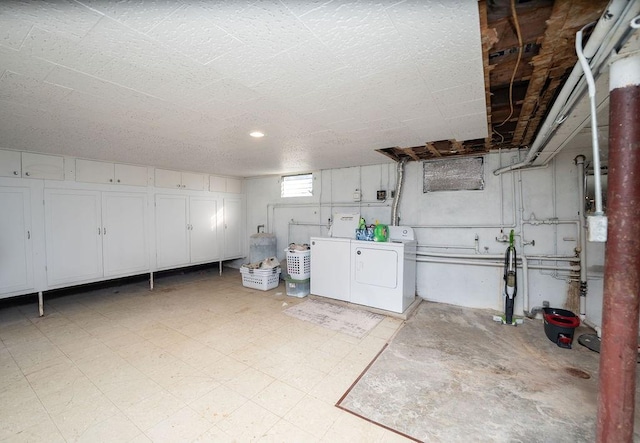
[115,164,148,186]
[45,190,103,286]
[102,192,149,277]
[0,187,33,296]
[155,169,182,189]
[0,150,21,177]
[209,176,226,193]
[22,153,64,180]
[76,159,114,184]
[226,178,242,194]
[182,172,205,191]
[189,197,219,263]
[223,198,243,259]
[155,195,189,268]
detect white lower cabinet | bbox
[45,189,148,286]
[0,187,34,296]
[223,197,243,259]
[155,195,219,269]
[102,193,149,277]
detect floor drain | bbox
[565,367,591,379]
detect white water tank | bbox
[249,232,277,264]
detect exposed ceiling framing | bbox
[377,0,608,163]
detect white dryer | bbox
[350,226,417,313]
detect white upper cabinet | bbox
[181,172,205,191]
[209,175,226,193]
[0,150,21,177]
[76,159,148,186]
[209,176,243,194]
[76,159,114,184]
[226,178,242,194]
[21,152,64,180]
[155,169,205,191]
[115,164,148,186]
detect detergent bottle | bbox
[373,220,389,242]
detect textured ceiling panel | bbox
[0,0,487,177]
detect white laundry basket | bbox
[285,248,310,280]
[240,267,281,291]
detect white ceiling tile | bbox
[431,82,485,103]
[299,1,399,53]
[1,0,102,41]
[447,112,488,141]
[0,70,72,108]
[216,0,313,58]
[0,12,32,50]
[0,46,55,81]
[78,0,184,34]
[440,98,487,119]
[21,26,114,75]
[146,4,244,64]
[200,78,261,105]
[281,0,331,18]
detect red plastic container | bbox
[543,307,580,349]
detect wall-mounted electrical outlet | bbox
[353,190,361,202]
[377,190,386,200]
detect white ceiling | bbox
[0,0,487,177]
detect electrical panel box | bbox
[587,215,608,242]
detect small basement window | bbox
[423,157,484,192]
[281,173,313,198]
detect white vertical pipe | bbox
[576,26,604,215]
[575,155,587,318]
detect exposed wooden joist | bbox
[401,147,420,162]
[479,0,496,151]
[512,0,607,146]
[425,142,442,158]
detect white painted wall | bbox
[246,148,607,328]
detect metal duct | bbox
[391,158,408,226]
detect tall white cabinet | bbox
[0,187,34,296]
[44,189,148,287]
[155,195,220,269]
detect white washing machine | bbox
[350,226,417,313]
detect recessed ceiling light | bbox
[250,131,265,138]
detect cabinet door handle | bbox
[27,230,30,239]
[177,184,181,188]
[109,178,113,182]
[103,227,106,235]
[117,179,121,183]
[13,171,18,176]
[98,227,101,235]
[25,172,30,176]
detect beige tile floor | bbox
[0,268,409,442]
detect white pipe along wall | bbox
[245,147,606,326]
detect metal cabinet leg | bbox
[150,272,154,291]
[219,261,222,276]
[38,291,44,317]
